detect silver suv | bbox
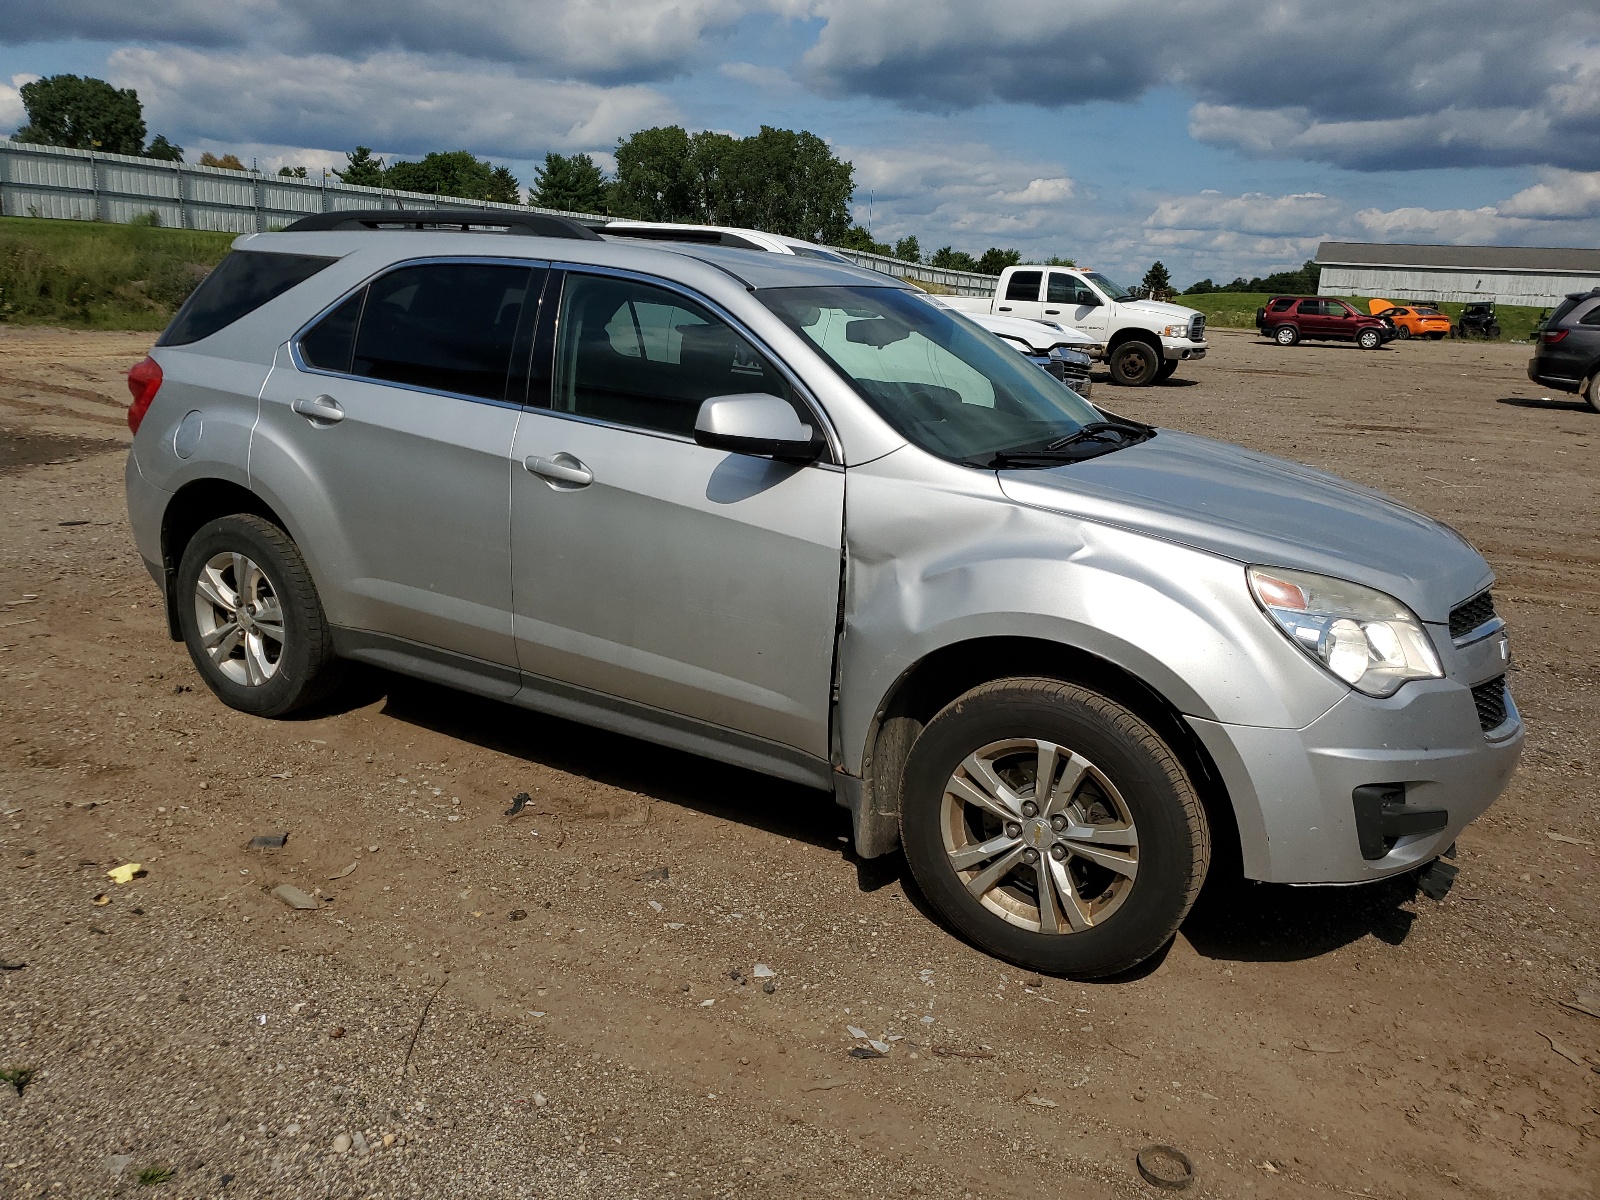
[124,210,1523,977]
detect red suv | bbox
[1255,296,1395,349]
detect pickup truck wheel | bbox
[899,678,1210,978]
[1273,325,1299,346]
[1108,340,1160,386]
[1357,328,1383,350]
[176,514,343,717]
[1154,359,1178,383]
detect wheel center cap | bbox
[1022,818,1051,849]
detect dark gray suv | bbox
[1528,287,1600,411]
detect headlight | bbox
[1051,347,1092,367]
[1162,324,1189,339]
[1248,566,1442,697]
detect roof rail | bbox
[281,209,602,239]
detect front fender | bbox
[837,449,1347,777]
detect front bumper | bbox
[1160,337,1208,362]
[1188,675,1523,884]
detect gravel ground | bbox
[0,325,1595,1199]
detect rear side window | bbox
[1579,303,1600,326]
[1004,271,1043,302]
[159,251,336,346]
[300,291,364,374]
[1268,298,1294,312]
[1296,300,1323,315]
[350,262,535,401]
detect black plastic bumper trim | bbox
[1352,784,1449,861]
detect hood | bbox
[1115,298,1200,321]
[971,311,1098,349]
[996,430,1490,623]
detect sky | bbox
[2,1,1599,286]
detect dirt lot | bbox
[0,325,1596,1199]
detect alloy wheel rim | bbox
[194,551,285,686]
[940,738,1139,935]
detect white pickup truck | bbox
[948,265,1209,387]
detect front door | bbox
[509,271,845,757]
[1048,271,1110,342]
[253,260,544,666]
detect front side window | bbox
[1047,273,1096,304]
[348,262,534,401]
[552,273,796,436]
[761,285,1102,463]
[1004,271,1043,302]
[160,250,336,346]
[1328,300,1357,317]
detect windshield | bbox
[1083,272,1134,301]
[760,285,1103,462]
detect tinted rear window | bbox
[351,262,534,401]
[159,250,336,346]
[1004,271,1042,302]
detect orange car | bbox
[1369,298,1451,340]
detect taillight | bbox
[1540,328,1568,345]
[127,355,162,434]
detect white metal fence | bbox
[0,137,999,297]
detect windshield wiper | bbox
[1044,419,1152,451]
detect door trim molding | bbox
[330,626,835,791]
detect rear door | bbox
[994,269,1044,319]
[253,258,543,667]
[508,270,844,757]
[1294,299,1327,337]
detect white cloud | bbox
[0,74,41,135]
[992,177,1075,206]
[718,62,797,92]
[109,46,677,161]
[1499,171,1600,221]
[1146,190,1344,238]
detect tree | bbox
[15,75,146,155]
[145,135,183,162]
[530,152,608,212]
[894,235,921,263]
[385,150,516,202]
[1182,278,1218,295]
[199,152,246,171]
[930,246,979,271]
[610,125,698,220]
[838,226,891,256]
[336,146,387,187]
[976,247,1022,275]
[1140,261,1173,299]
[1043,255,1076,267]
[277,165,308,178]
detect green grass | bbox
[0,216,234,330]
[1183,290,1551,342]
[0,1065,34,1093]
[136,1165,176,1187]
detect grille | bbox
[1472,676,1509,732]
[1449,591,1497,639]
[1188,315,1206,341]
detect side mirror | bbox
[1075,291,1101,307]
[694,394,821,462]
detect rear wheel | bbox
[176,514,342,716]
[1357,328,1383,350]
[1395,325,1411,339]
[1582,373,1599,414]
[1274,325,1300,346]
[1108,340,1161,386]
[899,678,1210,978]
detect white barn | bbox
[1315,242,1600,309]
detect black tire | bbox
[1486,323,1502,339]
[1582,373,1599,414]
[1395,325,1411,339]
[1108,340,1161,386]
[1154,359,1179,383]
[1273,324,1299,346]
[176,514,342,717]
[899,678,1210,978]
[1357,328,1382,350]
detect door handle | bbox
[1044,309,1060,315]
[997,306,1012,312]
[524,454,593,488]
[292,395,344,425]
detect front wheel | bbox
[1357,328,1383,350]
[1154,359,1179,383]
[1274,325,1299,346]
[176,514,343,716]
[899,679,1210,978]
[1107,340,1161,386]
[1486,323,1502,339]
